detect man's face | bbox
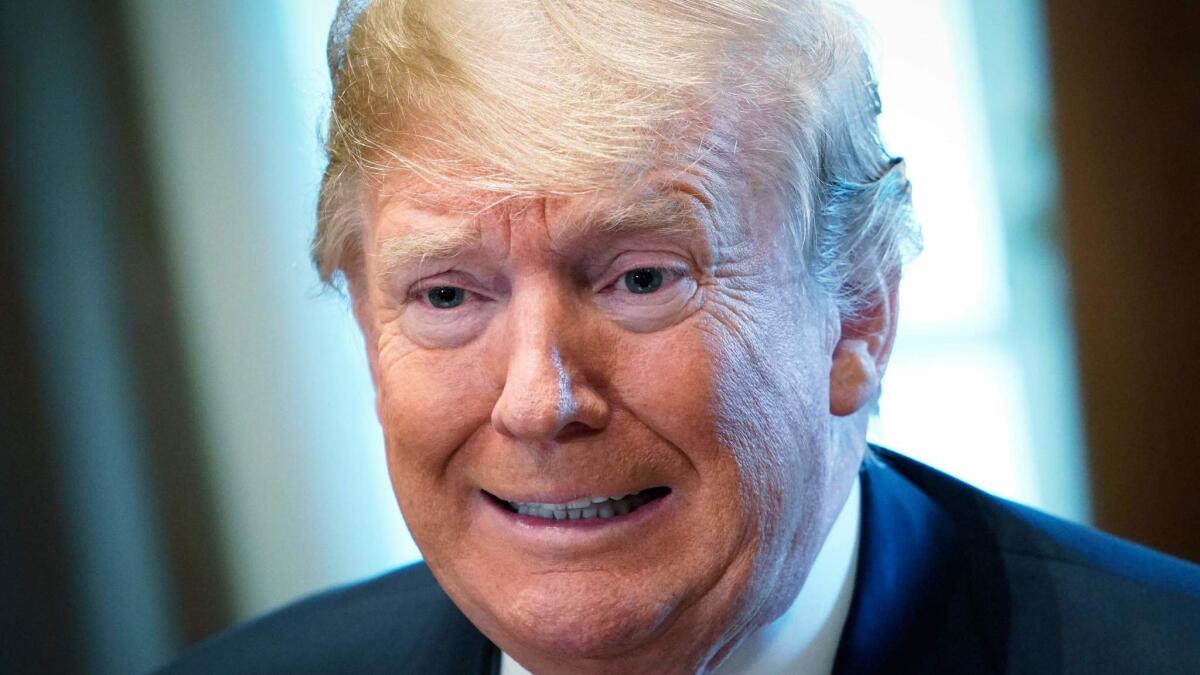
[351,131,866,671]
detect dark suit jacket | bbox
[159,447,1200,673]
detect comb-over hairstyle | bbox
[314,0,919,318]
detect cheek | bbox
[609,325,718,451]
[607,298,830,536]
[373,328,498,521]
[699,296,834,544]
[607,314,751,528]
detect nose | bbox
[491,302,610,442]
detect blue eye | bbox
[427,286,466,309]
[623,268,664,294]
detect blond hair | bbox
[315,0,918,317]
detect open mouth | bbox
[486,487,671,521]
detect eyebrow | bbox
[587,192,703,240]
[377,227,482,277]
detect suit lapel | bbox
[832,449,1010,674]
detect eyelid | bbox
[597,251,692,285]
[600,261,691,294]
[406,272,491,306]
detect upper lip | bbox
[506,493,639,509]
[485,487,661,507]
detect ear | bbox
[829,276,899,417]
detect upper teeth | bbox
[508,493,647,520]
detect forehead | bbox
[384,103,753,207]
[365,112,761,247]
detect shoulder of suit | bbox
[872,446,1200,598]
[156,562,494,675]
[871,446,1200,671]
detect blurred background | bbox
[1,0,1196,672]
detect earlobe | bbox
[829,339,879,416]
[827,278,899,417]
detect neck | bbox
[710,476,860,674]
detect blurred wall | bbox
[120,0,417,627]
[1045,0,1200,562]
[0,1,228,672]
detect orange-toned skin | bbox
[348,132,897,674]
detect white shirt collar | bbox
[500,477,861,675]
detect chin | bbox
[484,571,682,660]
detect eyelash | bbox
[407,262,689,309]
[410,284,480,310]
[407,270,486,309]
[601,266,681,294]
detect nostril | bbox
[554,420,602,442]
